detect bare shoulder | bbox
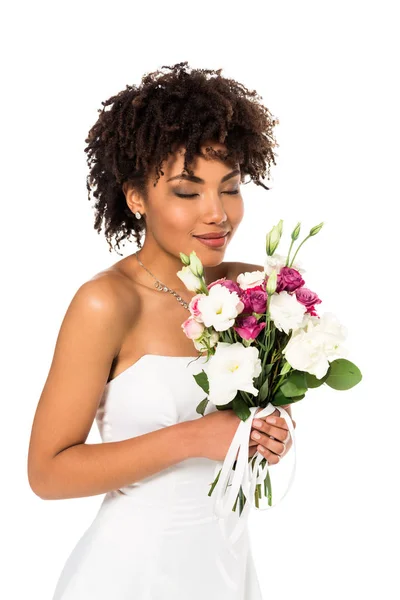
[27,269,139,491]
[86,264,140,324]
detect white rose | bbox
[269,291,307,334]
[203,342,262,406]
[236,270,265,290]
[264,253,306,276]
[282,311,348,379]
[197,284,244,332]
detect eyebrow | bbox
[166,168,240,184]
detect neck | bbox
[133,247,214,293]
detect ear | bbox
[123,184,145,216]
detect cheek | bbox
[154,206,194,232]
[229,198,244,225]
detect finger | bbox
[255,442,281,464]
[266,416,289,430]
[254,409,290,431]
[250,429,285,457]
[252,420,290,443]
[248,442,280,464]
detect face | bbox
[125,141,244,267]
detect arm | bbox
[34,421,198,500]
[27,277,200,501]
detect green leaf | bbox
[232,395,252,422]
[196,397,209,416]
[193,370,209,395]
[306,370,329,388]
[271,388,286,405]
[279,360,292,376]
[258,377,269,402]
[264,363,274,376]
[324,359,363,390]
[280,370,308,397]
[272,389,305,406]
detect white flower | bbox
[264,253,306,275]
[236,270,265,290]
[203,342,262,406]
[282,312,348,379]
[177,265,202,292]
[269,291,307,334]
[297,312,321,331]
[197,284,244,332]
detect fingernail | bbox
[253,419,262,427]
[266,417,276,424]
[251,431,261,440]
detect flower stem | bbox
[289,235,311,267]
[208,468,221,496]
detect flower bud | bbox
[310,222,324,236]
[180,252,191,266]
[189,251,204,277]
[266,269,277,295]
[291,222,301,241]
[279,360,292,376]
[266,221,283,256]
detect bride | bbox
[28,61,295,599]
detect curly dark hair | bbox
[84,61,279,255]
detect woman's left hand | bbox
[248,406,296,464]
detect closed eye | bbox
[175,190,240,198]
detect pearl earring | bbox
[135,211,142,219]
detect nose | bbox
[201,191,228,225]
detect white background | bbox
[1,1,398,598]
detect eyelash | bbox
[175,190,240,198]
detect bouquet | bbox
[177,220,362,543]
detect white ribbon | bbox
[212,403,297,546]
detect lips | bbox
[194,231,229,239]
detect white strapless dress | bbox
[52,354,263,599]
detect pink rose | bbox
[295,287,322,315]
[233,315,266,341]
[188,294,204,321]
[239,288,267,314]
[276,267,305,293]
[207,277,242,295]
[181,316,205,340]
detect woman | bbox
[28,61,296,599]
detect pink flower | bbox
[208,277,241,295]
[233,315,266,341]
[276,267,305,293]
[295,287,322,316]
[239,288,267,314]
[188,294,204,321]
[181,316,205,340]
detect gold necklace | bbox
[134,251,191,310]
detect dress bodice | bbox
[95,354,218,503]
